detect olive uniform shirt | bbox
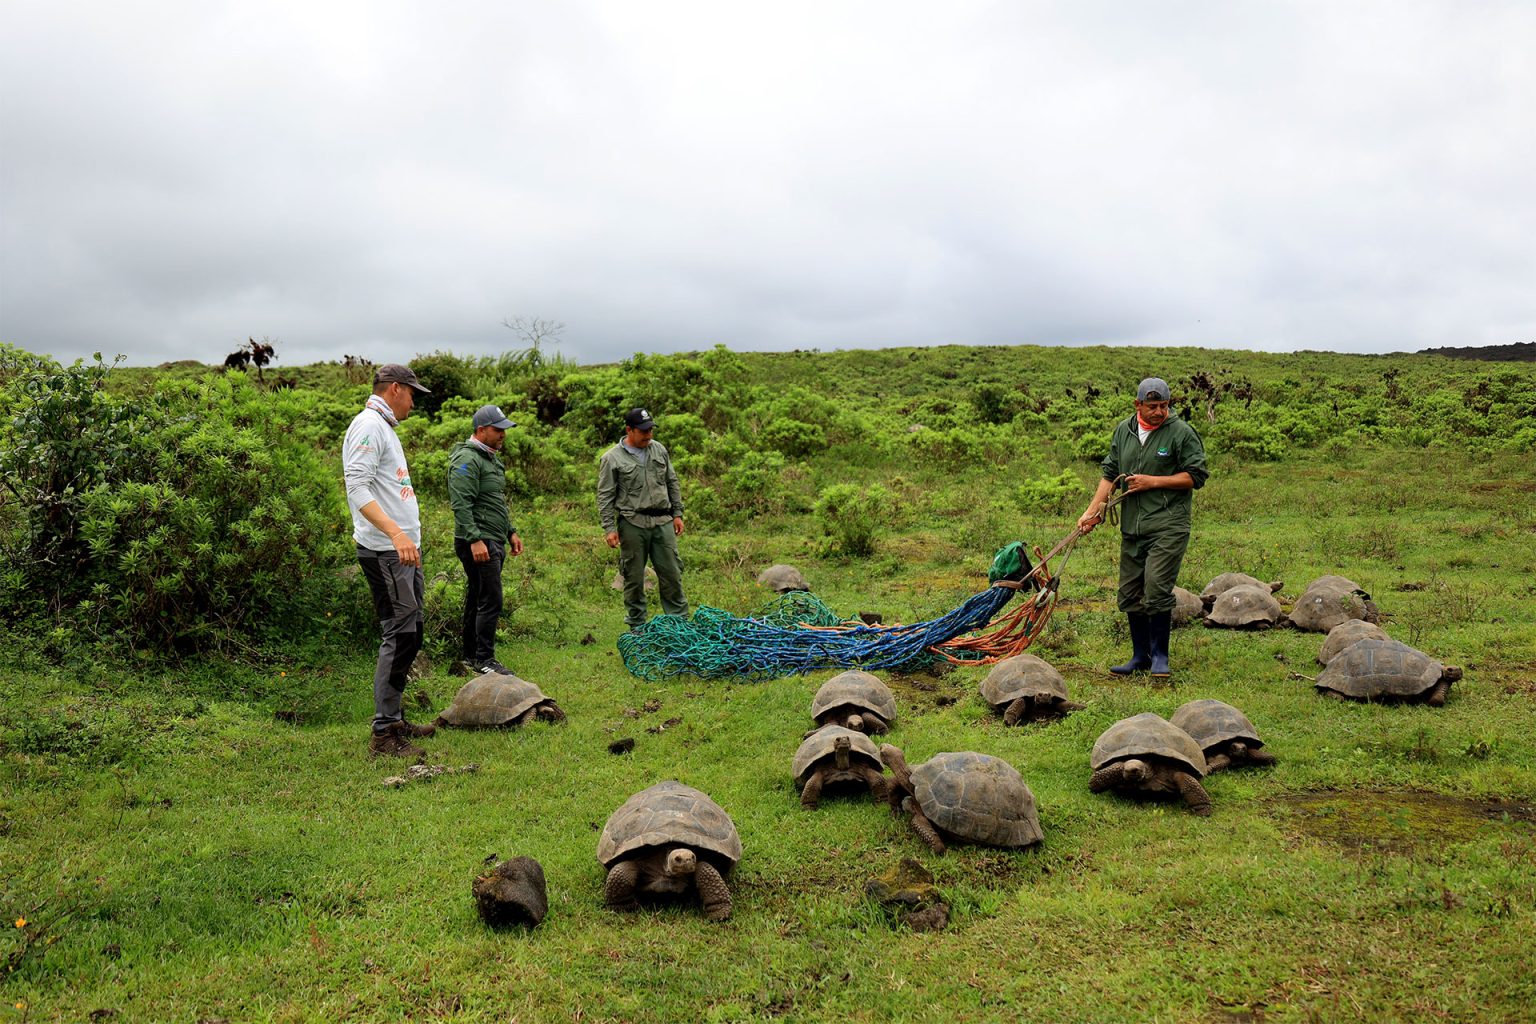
[1100,415,1209,536]
[596,441,684,533]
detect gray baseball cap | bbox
[374,363,431,394]
[472,404,515,429]
[1136,377,1170,402]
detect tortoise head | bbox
[833,733,852,770]
[664,848,697,877]
[1121,758,1149,783]
[845,712,866,733]
[1443,665,1464,683]
[1229,741,1249,759]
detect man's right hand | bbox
[605,531,620,549]
[392,532,422,567]
[1076,506,1104,535]
[470,540,490,563]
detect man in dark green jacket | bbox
[597,407,688,632]
[1077,378,1208,679]
[448,404,525,675]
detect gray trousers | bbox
[1116,530,1190,616]
[357,546,425,732]
[617,519,688,628]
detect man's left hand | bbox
[1124,474,1159,493]
[509,532,524,556]
[673,516,685,537]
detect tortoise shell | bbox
[1318,619,1390,666]
[757,564,810,593]
[1314,638,1453,700]
[1289,577,1377,632]
[1204,583,1283,628]
[596,781,741,868]
[811,671,897,724]
[978,654,1069,708]
[437,674,556,727]
[1171,586,1205,626]
[909,751,1042,848]
[792,726,883,786]
[1170,699,1263,752]
[1200,572,1279,602]
[1091,713,1207,775]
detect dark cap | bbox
[374,363,431,394]
[1136,377,1170,402]
[624,407,655,431]
[472,404,515,430]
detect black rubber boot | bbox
[1148,611,1173,680]
[1109,614,1152,675]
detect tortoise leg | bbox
[800,770,825,810]
[537,702,567,724]
[909,808,947,855]
[604,861,641,913]
[1088,764,1125,794]
[1427,680,1450,707]
[1058,700,1086,714]
[1204,752,1233,773]
[1175,772,1214,816]
[1002,697,1029,727]
[863,713,889,734]
[695,860,732,922]
[861,766,889,805]
[1247,748,1278,767]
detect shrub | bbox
[407,351,472,418]
[1016,470,1082,515]
[814,482,895,557]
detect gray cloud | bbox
[3,0,1533,367]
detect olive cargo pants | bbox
[617,519,689,628]
[1116,530,1190,616]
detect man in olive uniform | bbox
[1077,378,1208,679]
[448,404,525,676]
[597,407,688,632]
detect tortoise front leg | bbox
[862,713,889,734]
[909,807,947,855]
[1002,697,1029,727]
[1174,772,1214,816]
[604,860,641,913]
[1247,748,1278,767]
[1204,752,1233,773]
[695,860,732,922]
[861,766,889,805]
[1088,764,1125,793]
[800,770,825,810]
[1426,679,1450,706]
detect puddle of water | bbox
[1274,790,1536,854]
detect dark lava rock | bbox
[473,856,548,929]
[865,857,949,931]
[608,737,636,755]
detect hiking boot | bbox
[397,718,437,738]
[476,659,513,676]
[369,723,426,760]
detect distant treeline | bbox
[1417,341,1536,362]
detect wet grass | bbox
[4,439,1536,1021]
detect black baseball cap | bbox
[624,408,655,431]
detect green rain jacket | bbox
[447,440,514,543]
[1100,415,1209,536]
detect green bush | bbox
[814,482,895,557]
[1016,470,1083,514]
[407,351,472,418]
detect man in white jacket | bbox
[342,363,436,758]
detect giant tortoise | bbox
[434,674,566,728]
[1199,572,1283,609]
[1317,619,1390,666]
[793,726,888,808]
[596,781,741,921]
[810,670,897,734]
[1170,699,1277,772]
[978,654,1084,725]
[1203,583,1284,629]
[1314,638,1462,706]
[1289,575,1381,632]
[1171,586,1205,627]
[757,564,810,593]
[880,747,1043,855]
[1089,713,1212,815]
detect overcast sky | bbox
[2,1,1533,367]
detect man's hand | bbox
[392,532,421,567]
[470,540,489,563]
[1124,474,1158,494]
[509,532,524,557]
[673,516,685,537]
[1076,505,1104,535]
[605,531,620,549]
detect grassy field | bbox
[4,346,1536,1023]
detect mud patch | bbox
[1274,789,1536,855]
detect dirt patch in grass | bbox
[1273,789,1536,855]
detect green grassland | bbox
[3,344,1536,1023]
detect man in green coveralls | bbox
[1077,377,1208,679]
[597,407,689,632]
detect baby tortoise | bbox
[810,670,897,734]
[793,726,889,808]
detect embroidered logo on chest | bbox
[1156,447,1170,457]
